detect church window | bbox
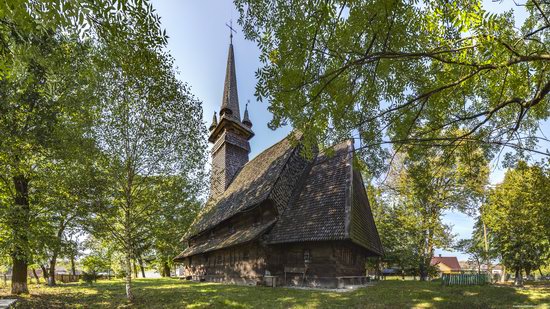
[288,251,300,265]
[304,249,311,264]
[335,247,355,265]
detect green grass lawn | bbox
[0,278,549,308]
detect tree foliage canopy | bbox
[236,0,550,173]
[0,0,207,297]
[372,141,488,279]
[483,161,550,283]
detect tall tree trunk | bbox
[419,258,428,281]
[11,257,28,294]
[514,268,523,286]
[125,246,134,301]
[419,226,433,281]
[124,208,134,301]
[71,255,76,276]
[482,221,492,280]
[40,264,49,282]
[162,261,170,278]
[123,156,135,301]
[49,220,66,286]
[132,259,138,279]
[11,175,30,294]
[48,253,58,286]
[32,268,40,284]
[500,265,506,283]
[139,256,145,278]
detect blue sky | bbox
[151,0,547,261]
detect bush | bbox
[82,272,98,284]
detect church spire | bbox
[219,29,240,120]
[208,29,254,197]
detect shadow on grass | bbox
[2,278,549,308]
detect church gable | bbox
[267,141,351,244]
[265,140,383,256]
[349,169,384,256]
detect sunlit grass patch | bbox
[0,278,548,308]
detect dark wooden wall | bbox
[182,240,370,287]
[266,241,367,278]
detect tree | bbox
[483,161,550,286]
[31,155,106,286]
[0,1,167,79]
[147,176,201,277]
[0,31,98,294]
[236,0,550,171]
[368,185,424,278]
[91,38,207,300]
[1,0,173,295]
[455,238,485,274]
[381,138,488,280]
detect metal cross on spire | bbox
[226,20,237,43]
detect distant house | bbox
[431,255,461,275]
[459,260,481,273]
[459,261,504,275]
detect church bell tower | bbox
[209,32,254,197]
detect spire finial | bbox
[243,99,252,128]
[226,20,236,44]
[209,111,218,131]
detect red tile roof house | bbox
[431,255,461,275]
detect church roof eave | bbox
[208,116,254,143]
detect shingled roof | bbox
[182,137,296,240]
[266,141,383,255]
[175,220,276,259]
[180,134,383,257]
[267,141,351,243]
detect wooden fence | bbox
[441,273,489,286]
[2,273,115,286]
[55,274,82,283]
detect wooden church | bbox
[174,34,383,288]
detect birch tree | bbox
[93,41,206,300]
